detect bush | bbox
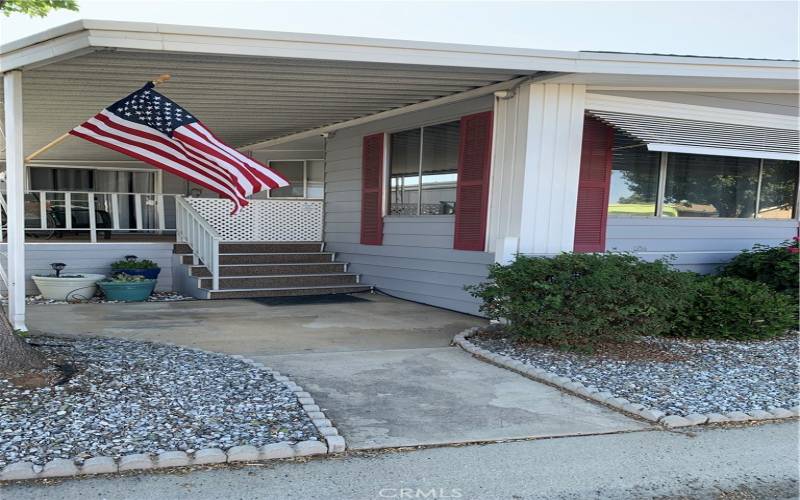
[721,238,799,301]
[670,276,796,340]
[111,258,159,270]
[467,253,695,350]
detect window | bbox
[268,161,305,198]
[256,160,325,199]
[608,132,660,216]
[608,145,799,220]
[389,120,460,216]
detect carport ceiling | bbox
[1,50,527,161]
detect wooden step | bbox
[190,263,345,277]
[219,242,323,254]
[207,285,371,300]
[198,273,358,290]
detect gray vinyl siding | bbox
[606,217,797,273]
[323,96,495,315]
[0,242,175,295]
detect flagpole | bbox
[25,74,172,162]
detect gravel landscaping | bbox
[0,336,320,469]
[470,329,800,417]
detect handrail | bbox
[175,196,220,291]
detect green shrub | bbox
[111,258,159,270]
[467,253,695,350]
[721,238,799,301]
[670,276,796,340]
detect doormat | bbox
[250,293,370,306]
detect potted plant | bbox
[98,274,157,302]
[110,255,161,280]
[31,263,105,301]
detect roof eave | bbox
[2,20,798,80]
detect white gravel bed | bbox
[0,336,320,469]
[470,331,800,417]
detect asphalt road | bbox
[1,422,797,500]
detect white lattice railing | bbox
[185,197,323,242]
[176,197,220,290]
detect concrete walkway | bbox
[27,293,647,450]
[3,422,797,499]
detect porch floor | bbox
[26,293,647,449]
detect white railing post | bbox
[212,239,220,291]
[88,192,97,243]
[39,191,47,230]
[64,192,72,230]
[156,195,166,231]
[134,194,143,230]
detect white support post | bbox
[3,70,27,331]
[517,83,587,255]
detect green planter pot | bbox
[98,279,157,302]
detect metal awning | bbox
[588,110,800,161]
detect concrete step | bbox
[219,242,323,254]
[207,285,371,300]
[198,273,359,290]
[221,252,335,265]
[190,263,346,277]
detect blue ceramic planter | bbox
[98,279,156,302]
[116,268,161,280]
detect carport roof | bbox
[1,20,798,162]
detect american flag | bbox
[69,82,289,213]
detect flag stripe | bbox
[98,111,239,187]
[69,128,248,210]
[69,82,291,212]
[173,127,262,195]
[189,121,289,189]
[80,118,246,204]
[95,111,243,195]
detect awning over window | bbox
[587,110,800,161]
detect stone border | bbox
[0,345,345,482]
[454,327,799,428]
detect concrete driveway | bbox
[27,293,647,449]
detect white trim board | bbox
[585,93,799,130]
[646,144,799,162]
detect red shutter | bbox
[573,116,614,253]
[360,133,384,245]
[453,111,493,251]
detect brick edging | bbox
[0,345,345,482]
[453,327,799,428]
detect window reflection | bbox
[758,160,798,219]
[664,154,759,218]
